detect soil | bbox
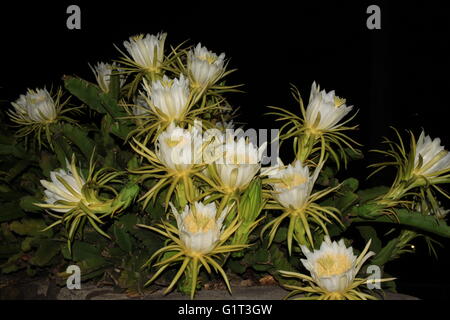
[0,273,419,300]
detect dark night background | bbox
[0,0,449,299]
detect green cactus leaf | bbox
[0,202,25,222]
[0,244,21,259]
[9,219,53,238]
[357,186,389,203]
[353,208,450,241]
[64,76,109,114]
[19,196,43,213]
[113,223,133,253]
[355,225,382,253]
[341,177,359,193]
[61,124,96,161]
[0,253,24,274]
[228,259,247,274]
[29,239,61,266]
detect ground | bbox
[0,273,418,300]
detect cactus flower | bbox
[187,43,225,88]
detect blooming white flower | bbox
[123,33,166,71]
[187,43,225,88]
[305,82,353,132]
[300,236,374,293]
[142,75,190,121]
[10,88,57,123]
[264,159,321,210]
[413,130,450,178]
[171,201,227,254]
[212,135,266,192]
[156,123,203,173]
[39,162,85,213]
[91,62,125,93]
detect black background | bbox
[1,0,449,299]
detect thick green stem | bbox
[371,229,418,266]
[296,133,316,163]
[352,209,450,238]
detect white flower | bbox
[39,162,85,213]
[413,130,450,178]
[171,201,227,254]
[10,88,57,123]
[187,43,225,87]
[91,62,125,93]
[305,82,353,132]
[264,159,321,210]
[123,33,166,71]
[156,123,203,173]
[213,135,266,192]
[300,236,374,293]
[141,75,190,121]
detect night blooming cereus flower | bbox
[143,74,190,122]
[172,201,226,255]
[122,33,167,73]
[137,201,246,299]
[187,43,226,88]
[131,74,192,140]
[280,236,393,300]
[304,82,354,133]
[130,123,204,207]
[206,135,266,195]
[370,129,450,203]
[412,130,450,180]
[267,159,321,210]
[156,123,203,173]
[8,87,72,147]
[262,159,341,253]
[268,82,359,166]
[10,88,58,124]
[38,159,85,213]
[36,156,129,247]
[90,62,125,93]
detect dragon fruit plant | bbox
[1,32,450,300]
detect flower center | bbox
[165,136,187,147]
[225,152,254,165]
[183,213,216,233]
[29,95,47,104]
[334,96,346,108]
[315,253,352,277]
[278,173,308,189]
[198,54,217,64]
[160,79,174,88]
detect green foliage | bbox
[2,33,450,300]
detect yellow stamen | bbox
[198,54,217,64]
[184,212,216,233]
[334,96,346,108]
[315,253,352,277]
[165,137,186,147]
[274,173,308,190]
